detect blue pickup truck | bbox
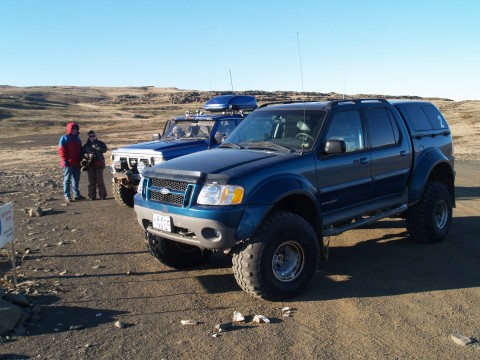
[110,94,257,206]
[134,98,455,300]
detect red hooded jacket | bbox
[58,122,82,167]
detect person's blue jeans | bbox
[63,166,81,199]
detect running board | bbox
[323,204,408,237]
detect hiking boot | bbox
[74,195,86,201]
[100,196,106,200]
[65,197,72,203]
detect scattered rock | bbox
[114,321,126,329]
[13,325,27,335]
[28,207,43,217]
[232,311,245,322]
[0,299,22,336]
[70,324,84,330]
[282,306,294,317]
[2,293,30,307]
[451,333,475,346]
[180,319,199,326]
[252,315,270,324]
[214,322,233,332]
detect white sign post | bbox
[0,203,17,287]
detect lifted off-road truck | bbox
[110,95,257,207]
[134,98,455,300]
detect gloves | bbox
[64,160,69,167]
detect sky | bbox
[1,0,479,101]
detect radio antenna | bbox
[218,22,234,94]
[296,32,305,95]
[297,32,306,155]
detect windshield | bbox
[163,120,216,140]
[224,109,326,152]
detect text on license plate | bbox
[152,213,172,232]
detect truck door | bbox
[315,109,372,215]
[364,107,411,200]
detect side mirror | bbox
[152,133,161,141]
[214,133,225,144]
[324,139,346,154]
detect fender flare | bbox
[409,147,454,204]
[236,175,320,240]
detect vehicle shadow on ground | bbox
[297,215,480,302]
[455,186,480,200]
[195,254,239,294]
[30,305,129,335]
[8,294,129,337]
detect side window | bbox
[365,108,397,148]
[217,120,236,136]
[422,104,448,130]
[325,110,364,152]
[403,105,432,131]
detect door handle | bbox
[400,150,407,157]
[359,157,368,165]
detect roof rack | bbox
[326,98,388,109]
[257,100,314,109]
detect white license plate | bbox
[152,213,172,232]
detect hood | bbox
[66,122,79,134]
[113,139,208,158]
[143,148,293,182]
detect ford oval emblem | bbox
[159,188,170,195]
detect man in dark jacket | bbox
[81,130,108,200]
[58,122,85,202]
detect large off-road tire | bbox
[146,233,212,269]
[232,211,319,300]
[112,181,136,207]
[405,181,452,243]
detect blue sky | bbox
[1,0,479,100]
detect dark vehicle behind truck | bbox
[110,95,257,207]
[134,98,455,300]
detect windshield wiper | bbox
[219,142,244,149]
[244,141,295,153]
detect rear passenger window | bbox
[365,108,397,148]
[422,105,449,130]
[403,105,432,131]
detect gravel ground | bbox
[1,135,479,359]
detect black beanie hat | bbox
[88,130,96,136]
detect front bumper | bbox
[112,170,140,185]
[134,201,245,250]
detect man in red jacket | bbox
[58,122,86,202]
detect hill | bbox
[0,86,478,160]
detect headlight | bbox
[197,184,244,205]
[137,175,144,194]
[153,156,164,165]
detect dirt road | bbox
[1,133,479,359]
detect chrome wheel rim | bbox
[435,200,449,229]
[272,241,305,282]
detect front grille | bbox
[151,178,188,191]
[150,191,184,206]
[128,158,138,167]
